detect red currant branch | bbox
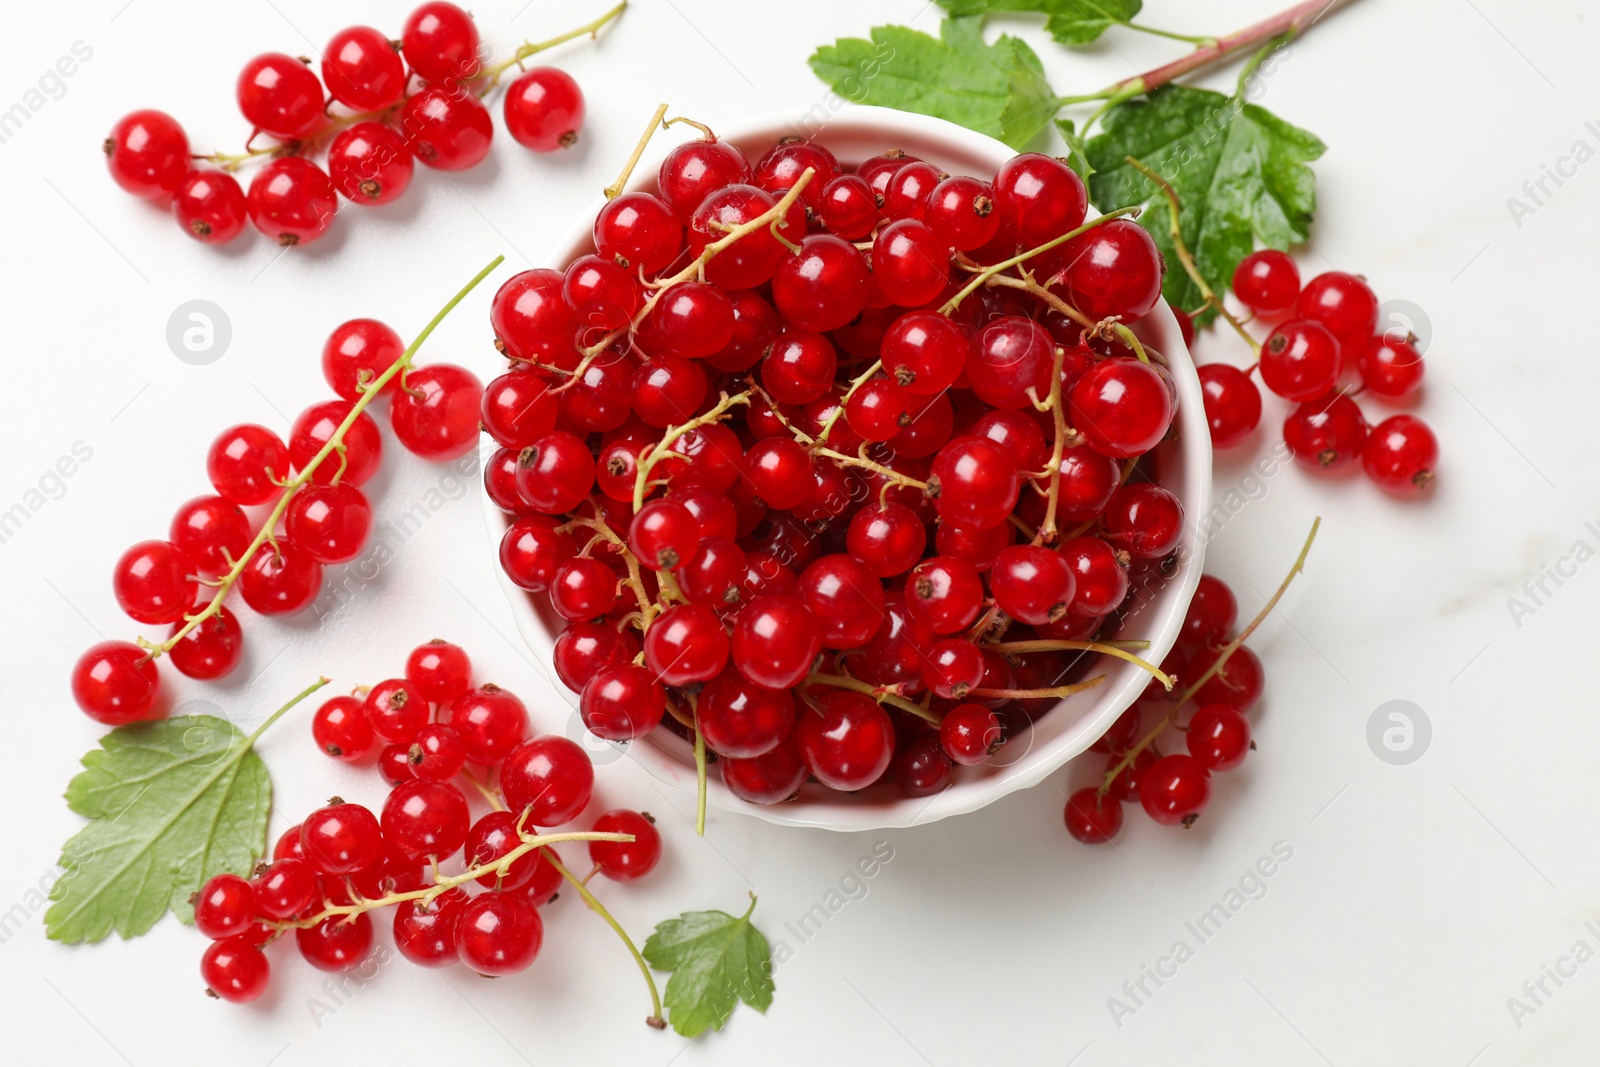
[814,359,883,442]
[811,445,929,491]
[971,675,1106,701]
[136,254,505,662]
[1123,156,1260,354]
[604,102,669,199]
[631,390,753,511]
[480,1,629,91]
[246,676,332,746]
[1097,516,1321,797]
[1035,341,1071,543]
[542,849,666,1029]
[986,639,1173,689]
[939,206,1142,316]
[801,673,942,725]
[689,692,708,836]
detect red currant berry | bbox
[501,735,594,826]
[391,363,483,460]
[112,540,198,625]
[327,121,415,205]
[481,371,557,450]
[696,668,793,758]
[761,328,837,405]
[297,912,375,971]
[322,26,406,111]
[990,545,1076,625]
[1047,219,1163,322]
[465,811,541,890]
[658,137,752,221]
[890,392,956,458]
[644,603,729,685]
[1181,575,1237,646]
[630,500,700,571]
[515,431,595,514]
[688,183,804,290]
[401,87,494,171]
[104,110,188,198]
[753,138,840,209]
[285,482,372,564]
[443,684,529,764]
[845,502,926,578]
[202,937,270,1003]
[1140,753,1211,826]
[1296,271,1378,353]
[492,268,577,364]
[972,410,1049,473]
[881,312,968,396]
[403,723,464,780]
[1059,536,1129,617]
[322,318,402,402]
[1358,334,1425,399]
[247,157,338,247]
[905,555,983,633]
[168,607,244,681]
[589,809,662,881]
[1191,645,1264,710]
[730,594,822,689]
[935,519,1011,573]
[312,694,375,761]
[892,737,952,798]
[195,873,257,940]
[941,702,1002,764]
[500,515,574,591]
[993,153,1086,246]
[383,778,470,862]
[1197,362,1263,448]
[457,892,543,976]
[650,281,734,359]
[1284,392,1368,473]
[365,678,429,744]
[580,662,666,740]
[1101,484,1183,560]
[797,690,895,791]
[1067,358,1174,458]
[678,537,747,609]
[237,53,324,139]
[817,173,881,239]
[968,316,1054,410]
[798,554,887,650]
[378,743,413,785]
[252,858,316,921]
[721,735,808,804]
[926,640,985,701]
[594,191,683,274]
[173,170,247,243]
[170,495,250,578]
[301,801,384,874]
[393,888,467,967]
[1362,414,1437,495]
[872,219,948,307]
[239,542,322,615]
[926,175,999,251]
[505,67,584,150]
[548,557,618,622]
[772,234,871,333]
[927,436,1019,530]
[1232,249,1300,314]
[289,400,382,486]
[1187,703,1251,771]
[565,253,642,333]
[1261,319,1341,402]
[208,424,288,506]
[1064,787,1123,843]
[401,2,481,85]
[844,378,911,443]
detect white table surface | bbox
[1,0,1590,1063]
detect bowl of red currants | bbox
[480,105,1211,830]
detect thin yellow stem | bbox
[986,640,1171,688]
[543,851,665,1028]
[604,102,668,199]
[482,1,628,89]
[939,207,1141,316]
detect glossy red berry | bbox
[753,138,839,208]
[968,316,1054,410]
[650,281,734,358]
[1232,249,1300,314]
[481,371,557,450]
[289,400,382,487]
[444,685,529,765]
[772,234,871,333]
[1296,271,1378,352]
[630,500,701,571]
[872,219,948,307]
[1358,334,1425,399]
[731,594,822,688]
[1140,753,1211,826]
[1067,358,1174,458]
[406,723,466,780]
[1047,219,1162,322]
[312,694,375,761]
[365,677,429,744]
[881,312,968,396]
[741,437,813,510]
[1059,536,1129,617]
[400,87,494,171]
[589,809,662,881]
[301,801,384,874]
[926,174,999,250]
[1181,575,1237,646]
[892,737,952,798]
[927,436,1019,531]
[401,2,481,84]
[580,662,666,740]
[1197,362,1263,448]
[208,424,288,506]
[202,937,270,1003]
[797,690,895,791]
[1101,484,1184,560]
[1188,703,1251,771]
[993,153,1086,246]
[1191,645,1264,711]
[1284,393,1368,473]
[195,873,257,940]
[941,702,1002,764]
[393,888,467,967]
[658,138,751,221]
[845,502,926,578]
[327,121,415,205]
[173,170,248,243]
[323,26,406,110]
[644,603,729,685]
[322,318,402,402]
[516,431,595,514]
[465,811,541,890]
[492,268,576,364]
[500,515,574,591]
[798,554,886,650]
[252,858,317,921]
[593,192,683,274]
[112,540,198,625]
[457,893,543,975]
[297,912,374,971]
[285,482,372,564]
[104,110,188,198]
[817,174,881,239]
[247,157,338,246]
[905,556,984,634]
[1362,415,1437,495]
[990,545,1076,625]
[688,183,804,290]
[1064,787,1123,843]
[505,67,584,150]
[501,735,595,826]
[1261,319,1341,402]
[721,736,808,804]
[170,495,250,578]
[697,669,794,759]
[236,53,323,139]
[391,363,483,460]
[382,778,470,862]
[168,608,244,681]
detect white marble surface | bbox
[0,0,1591,1063]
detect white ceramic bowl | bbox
[482,104,1212,831]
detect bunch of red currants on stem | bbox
[68,318,484,726]
[485,122,1194,805]
[1194,251,1438,495]
[1066,572,1260,843]
[103,1,621,247]
[196,638,662,1003]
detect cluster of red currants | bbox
[197,638,661,1003]
[103,1,604,247]
[1064,573,1257,842]
[483,130,1190,805]
[1194,253,1438,494]
[68,317,483,727]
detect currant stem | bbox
[802,673,941,725]
[815,359,883,443]
[1036,342,1069,544]
[1097,517,1321,797]
[1124,22,1218,47]
[986,640,1172,688]
[631,390,752,511]
[939,207,1141,316]
[690,692,708,836]
[1123,156,1259,353]
[142,256,505,660]
[244,678,331,746]
[604,102,669,199]
[482,1,628,89]
[970,675,1106,701]
[543,850,666,1028]
[812,446,928,491]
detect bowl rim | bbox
[481,103,1213,831]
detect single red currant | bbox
[365,678,429,744]
[401,2,481,84]
[993,153,1086,246]
[1139,753,1211,826]
[1181,575,1237,646]
[797,690,895,791]
[941,702,1002,764]
[457,893,543,976]
[400,87,494,171]
[500,735,595,826]
[239,543,322,615]
[504,67,584,151]
[237,53,324,139]
[195,873,257,939]
[322,26,406,110]
[1284,392,1369,473]
[201,937,270,1003]
[580,662,667,740]
[391,363,483,460]
[658,137,752,221]
[730,594,822,689]
[1046,219,1162,322]
[170,495,250,578]
[990,545,1076,625]
[1187,703,1251,771]
[393,888,467,967]
[1232,249,1300,314]
[1101,484,1184,560]
[904,556,984,633]
[327,121,416,206]
[104,110,188,198]
[872,219,948,307]
[1358,334,1425,399]
[112,540,199,625]
[1362,415,1437,495]
[312,694,375,761]
[1064,787,1123,843]
[500,516,574,591]
[1197,362,1263,449]
[593,191,683,274]
[1067,358,1174,458]
[1261,319,1342,401]
[285,482,372,564]
[382,778,470,862]
[443,684,529,764]
[1296,271,1378,353]
[247,157,338,246]
[168,608,244,681]
[208,424,288,506]
[589,810,662,881]
[300,801,384,874]
[927,437,1019,530]
[297,912,375,971]
[252,858,317,920]
[173,170,247,243]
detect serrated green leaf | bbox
[808,17,1059,150]
[643,897,773,1037]
[937,0,1141,45]
[1084,85,1325,318]
[47,715,271,943]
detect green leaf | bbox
[643,896,773,1037]
[937,0,1141,45]
[1084,85,1325,318]
[46,714,273,943]
[808,17,1059,150]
